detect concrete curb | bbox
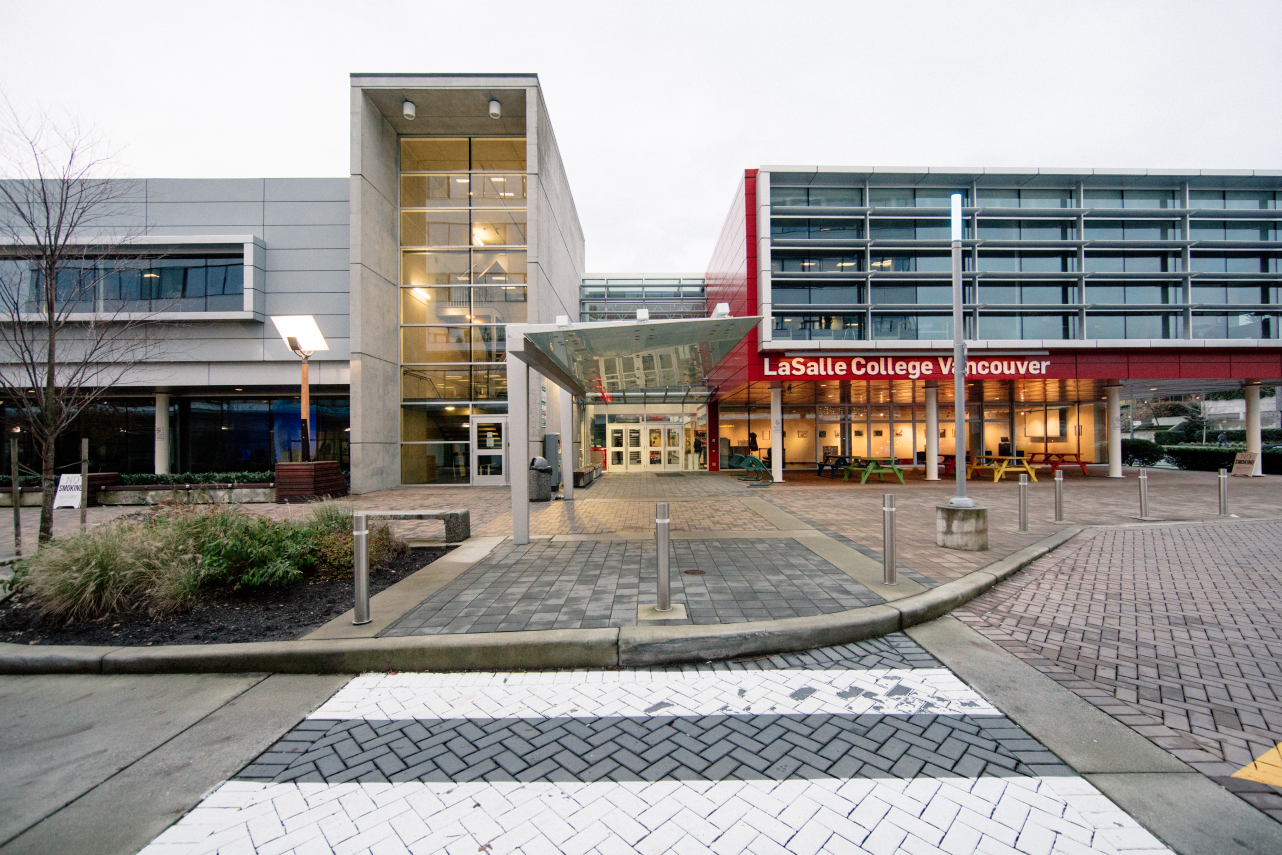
[0,527,1083,675]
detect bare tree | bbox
[0,100,167,542]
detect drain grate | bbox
[654,472,685,477]
[683,569,705,575]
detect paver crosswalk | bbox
[139,637,1172,855]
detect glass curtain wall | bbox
[400,136,526,484]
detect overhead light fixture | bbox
[445,406,455,411]
[270,315,329,355]
[636,308,650,322]
[556,315,571,328]
[143,272,159,278]
[489,99,501,119]
[402,100,416,120]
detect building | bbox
[700,168,1282,479]
[5,76,1281,490]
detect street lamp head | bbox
[951,193,963,242]
[271,315,328,358]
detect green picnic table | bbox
[842,458,906,484]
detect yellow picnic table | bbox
[843,458,906,484]
[966,455,1038,482]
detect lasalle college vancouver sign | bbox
[762,355,1055,380]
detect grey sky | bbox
[3,0,1279,273]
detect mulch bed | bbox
[0,547,449,647]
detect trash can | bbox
[529,456,552,502]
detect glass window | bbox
[1190,221,1226,240]
[1020,220,1074,240]
[402,366,471,401]
[977,253,1019,272]
[1021,284,1076,304]
[773,314,864,340]
[1085,190,1124,209]
[402,250,470,285]
[1085,221,1125,240]
[471,325,506,362]
[982,284,1018,304]
[471,173,527,206]
[1020,189,1075,208]
[400,210,470,247]
[809,284,862,304]
[806,187,863,207]
[401,286,470,324]
[871,314,951,340]
[400,174,470,207]
[472,250,526,284]
[471,210,527,246]
[771,219,809,238]
[470,138,526,171]
[978,219,1020,240]
[869,188,913,207]
[809,219,863,239]
[773,254,863,273]
[1225,191,1272,210]
[401,443,470,485]
[470,366,507,400]
[1021,314,1076,339]
[472,285,527,323]
[914,188,968,207]
[976,189,1020,207]
[1228,285,1266,304]
[1124,190,1176,209]
[1227,256,1265,273]
[1088,314,1125,339]
[869,219,916,240]
[401,138,468,171]
[1084,253,1177,273]
[1088,314,1180,339]
[772,285,811,304]
[1019,253,1075,272]
[977,314,1019,339]
[1190,255,1227,273]
[1190,190,1225,209]
[771,187,808,206]
[871,285,916,304]
[402,407,470,442]
[916,285,951,304]
[1124,221,1180,240]
[1224,221,1271,241]
[402,327,470,363]
[1193,285,1226,304]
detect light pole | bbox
[948,193,974,509]
[271,316,329,463]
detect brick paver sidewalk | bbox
[955,520,1282,823]
[137,635,1173,855]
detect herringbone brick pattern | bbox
[383,539,883,634]
[139,637,1172,855]
[956,520,1282,822]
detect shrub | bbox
[0,475,43,489]
[1121,439,1165,466]
[120,471,274,486]
[1161,446,1282,474]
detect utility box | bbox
[543,433,561,489]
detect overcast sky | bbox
[3,0,1280,273]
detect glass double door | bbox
[470,416,507,486]
[608,424,682,471]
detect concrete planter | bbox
[97,485,275,505]
[0,488,43,507]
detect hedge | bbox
[120,472,275,486]
[0,476,43,489]
[1121,439,1164,466]
[1157,428,1282,445]
[1162,446,1282,474]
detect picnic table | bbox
[1025,451,1089,476]
[967,454,1038,482]
[937,454,958,478]
[816,454,850,478]
[843,457,906,484]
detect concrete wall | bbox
[348,89,402,494]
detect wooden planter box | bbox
[274,461,348,503]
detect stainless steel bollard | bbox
[1018,474,1029,532]
[352,513,371,625]
[1219,468,1229,515]
[882,494,897,585]
[10,437,20,557]
[1138,467,1150,519]
[655,502,671,611]
[80,438,88,533]
[1054,470,1064,523]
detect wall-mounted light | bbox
[710,302,730,319]
[489,99,501,119]
[403,100,416,120]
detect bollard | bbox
[1054,470,1064,523]
[1018,473,1029,532]
[10,437,20,557]
[1139,467,1150,519]
[655,502,671,611]
[882,494,897,585]
[80,438,88,533]
[352,513,371,625]
[1219,468,1229,515]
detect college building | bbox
[3,73,1280,490]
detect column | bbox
[1106,381,1123,478]
[1245,380,1263,476]
[560,388,574,501]
[770,382,784,483]
[924,382,939,481]
[507,352,529,544]
[707,402,719,471]
[154,393,170,474]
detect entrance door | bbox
[609,427,625,470]
[471,416,507,486]
[647,426,664,470]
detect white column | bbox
[770,382,784,483]
[925,383,940,480]
[1245,380,1263,476]
[1106,382,1123,478]
[560,388,574,501]
[507,352,529,544]
[154,393,170,474]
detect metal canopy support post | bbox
[948,194,974,508]
[770,382,783,484]
[300,355,311,463]
[560,387,574,501]
[10,438,20,556]
[924,382,940,481]
[1245,380,1263,476]
[508,348,530,545]
[154,393,170,474]
[1107,382,1123,478]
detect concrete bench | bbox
[362,510,470,543]
[572,465,602,488]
